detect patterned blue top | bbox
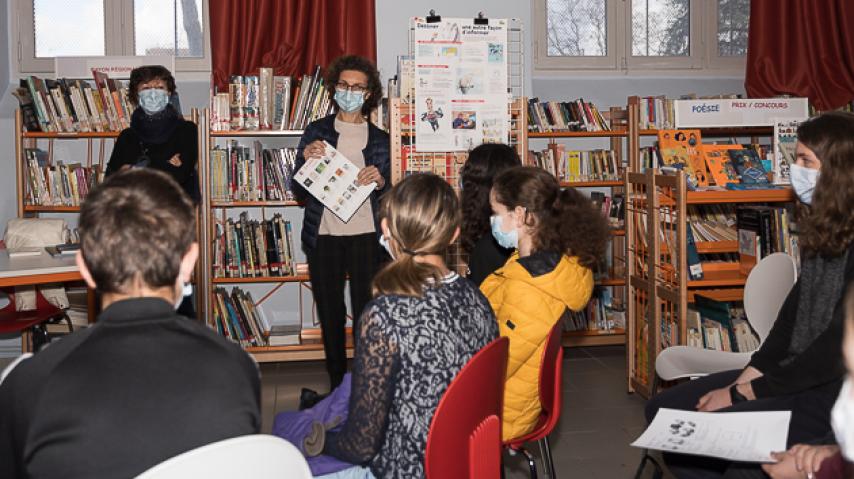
[324,272,498,478]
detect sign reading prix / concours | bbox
[674,98,809,128]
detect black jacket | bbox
[748,243,854,398]
[291,114,391,251]
[105,118,199,200]
[0,298,260,479]
[467,234,514,286]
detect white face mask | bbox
[832,378,854,460]
[175,282,193,310]
[790,163,820,205]
[378,234,395,260]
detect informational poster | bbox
[631,408,791,463]
[772,118,803,185]
[292,141,375,222]
[414,17,510,152]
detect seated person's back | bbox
[0,169,260,479]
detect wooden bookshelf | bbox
[529,131,626,138]
[563,328,626,347]
[596,277,627,287]
[687,188,794,204]
[22,205,81,213]
[246,333,354,363]
[695,240,738,254]
[560,180,624,188]
[639,126,773,137]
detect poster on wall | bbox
[413,17,510,152]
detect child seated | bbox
[480,166,610,441]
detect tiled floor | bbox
[261,345,663,478]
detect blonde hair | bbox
[372,174,460,297]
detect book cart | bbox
[525,105,630,347]
[625,96,797,397]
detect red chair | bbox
[425,336,509,479]
[0,288,70,352]
[504,322,564,479]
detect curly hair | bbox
[492,166,610,269]
[324,55,383,117]
[460,143,521,253]
[128,65,176,106]
[796,111,854,257]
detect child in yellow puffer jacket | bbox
[480,166,611,441]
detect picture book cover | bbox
[728,148,770,185]
[773,118,801,185]
[700,144,742,186]
[658,129,707,186]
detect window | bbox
[535,0,750,72]
[18,0,211,73]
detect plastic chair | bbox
[136,434,311,479]
[425,337,509,479]
[0,287,70,352]
[634,253,797,479]
[503,322,564,479]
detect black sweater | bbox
[748,243,854,398]
[105,119,199,199]
[0,298,260,479]
[467,234,514,286]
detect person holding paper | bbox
[292,55,390,393]
[645,112,854,478]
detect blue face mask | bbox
[139,88,170,115]
[335,90,365,113]
[490,214,518,250]
[790,163,820,205]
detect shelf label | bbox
[674,98,808,128]
[55,55,175,79]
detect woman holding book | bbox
[459,143,521,285]
[292,55,390,392]
[646,111,854,479]
[105,65,198,201]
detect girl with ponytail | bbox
[481,166,610,441]
[313,173,498,479]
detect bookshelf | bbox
[523,100,630,347]
[199,111,356,363]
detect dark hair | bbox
[324,55,383,117]
[460,143,521,253]
[79,169,195,293]
[373,174,460,297]
[128,65,176,106]
[796,111,854,257]
[492,166,610,269]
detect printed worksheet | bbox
[293,141,375,222]
[631,408,791,463]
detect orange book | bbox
[658,129,707,185]
[700,144,742,186]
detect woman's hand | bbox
[303,141,326,160]
[168,153,182,167]
[357,166,385,190]
[696,386,732,411]
[762,445,840,479]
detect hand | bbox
[791,444,839,476]
[303,140,326,160]
[762,451,805,479]
[357,165,385,190]
[696,386,732,412]
[168,154,182,167]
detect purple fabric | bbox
[273,374,354,476]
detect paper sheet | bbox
[631,408,791,463]
[292,141,375,223]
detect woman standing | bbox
[292,55,390,391]
[105,65,198,201]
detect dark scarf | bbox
[130,104,181,145]
[788,249,850,357]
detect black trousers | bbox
[644,369,841,479]
[307,233,379,390]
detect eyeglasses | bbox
[335,81,368,94]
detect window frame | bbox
[533,0,748,74]
[16,0,212,74]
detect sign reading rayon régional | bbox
[675,98,808,128]
[413,17,510,152]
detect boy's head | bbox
[77,169,197,297]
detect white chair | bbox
[655,252,798,385]
[136,434,312,479]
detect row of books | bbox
[211,66,334,131]
[13,72,133,133]
[636,94,743,130]
[211,286,301,348]
[590,192,625,230]
[212,212,303,279]
[687,205,737,243]
[563,288,626,333]
[210,142,298,202]
[527,98,610,132]
[686,296,759,353]
[24,148,103,206]
[530,146,621,182]
[737,205,799,274]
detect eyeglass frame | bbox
[334,81,369,94]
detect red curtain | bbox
[745,0,854,111]
[209,0,377,91]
